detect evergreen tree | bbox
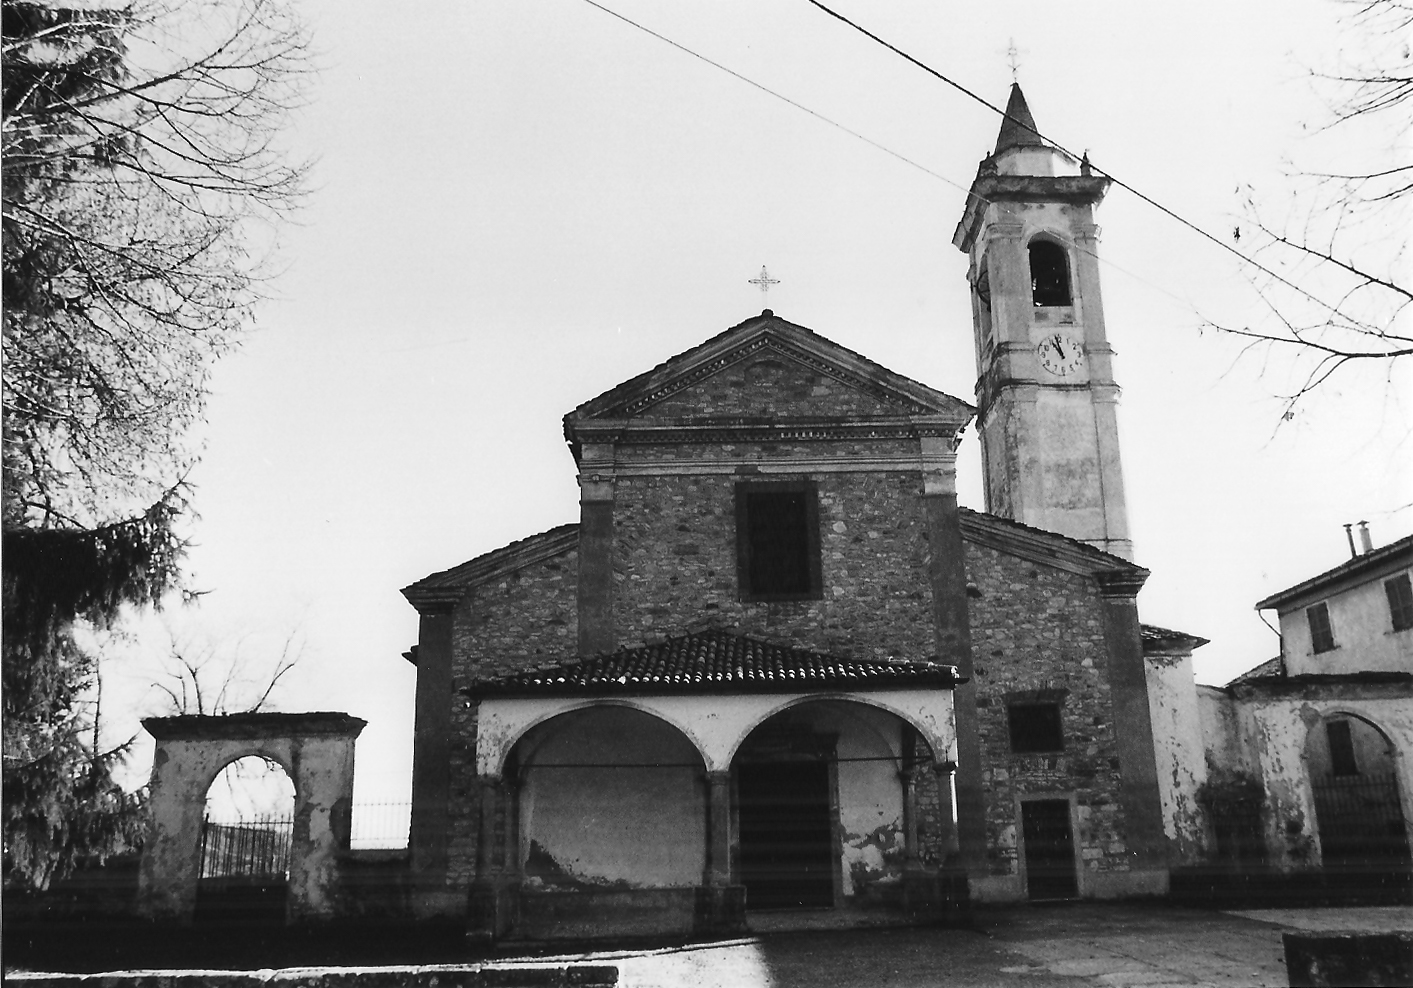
[1,0,307,889]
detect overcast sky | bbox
[101,0,1410,805]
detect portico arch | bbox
[137,712,366,923]
[510,705,708,890]
[729,697,952,910]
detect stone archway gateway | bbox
[1306,712,1411,870]
[137,712,366,924]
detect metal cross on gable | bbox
[749,265,780,299]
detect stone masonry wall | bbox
[445,547,579,891]
[611,454,937,662]
[963,540,1132,885]
[641,352,901,419]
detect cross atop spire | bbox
[993,82,1045,155]
[1004,38,1024,82]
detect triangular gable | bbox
[959,507,1149,591]
[401,524,578,612]
[565,312,973,445]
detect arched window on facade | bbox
[1028,240,1071,306]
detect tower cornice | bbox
[953,174,1112,253]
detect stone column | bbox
[932,760,960,859]
[920,434,985,883]
[468,774,518,943]
[696,770,746,934]
[476,776,502,879]
[704,771,732,887]
[577,442,616,658]
[408,604,456,916]
[901,763,921,868]
[1099,572,1170,893]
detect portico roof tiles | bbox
[467,629,961,698]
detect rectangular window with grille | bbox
[1385,573,1413,632]
[735,481,822,601]
[1307,602,1335,653]
[1008,703,1065,754]
[1326,719,1359,776]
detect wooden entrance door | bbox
[737,761,835,909]
[1021,799,1078,901]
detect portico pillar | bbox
[469,774,518,943]
[476,776,502,879]
[933,761,960,859]
[705,771,732,887]
[695,769,746,934]
[900,763,921,868]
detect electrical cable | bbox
[801,0,1357,321]
[577,0,1210,318]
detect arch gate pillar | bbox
[137,712,367,924]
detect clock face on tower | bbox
[1036,332,1085,377]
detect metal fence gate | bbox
[195,816,293,923]
[1311,773,1410,867]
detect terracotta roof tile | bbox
[468,630,960,697]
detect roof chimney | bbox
[1358,520,1374,554]
[1344,523,1358,559]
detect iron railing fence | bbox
[199,816,292,880]
[1312,773,1410,864]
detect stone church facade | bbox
[397,86,1192,939]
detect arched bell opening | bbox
[196,755,296,923]
[510,704,708,891]
[730,699,945,911]
[1305,713,1411,872]
[1027,238,1072,307]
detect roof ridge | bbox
[402,523,579,604]
[1255,532,1413,611]
[958,506,1146,571]
[468,628,960,697]
[564,311,973,429]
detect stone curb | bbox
[5,965,618,988]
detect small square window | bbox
[1008,703,1064,754]
[735,482,822,602]
[1385,574,1413,632]
[1307,602,1335,654]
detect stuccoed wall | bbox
[517,706,706,889]
[1144,652,1211,863]
[962,539,1134,901]
[1197,686,1250,775]
[1228,693,1413,869]
[1279,571,1413,676]
[137,716,363,923]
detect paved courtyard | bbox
[498,904,1413,988]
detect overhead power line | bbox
[801,0,1350,320]
[577,0,1207,316]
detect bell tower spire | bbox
[952,86,1133,560]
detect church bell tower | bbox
[953,84,1133,560]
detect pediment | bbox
[565,312,973,439]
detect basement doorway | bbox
[737,760,834,909]
[1021,799,1078,901]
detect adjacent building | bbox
[1199,533,1413,874]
